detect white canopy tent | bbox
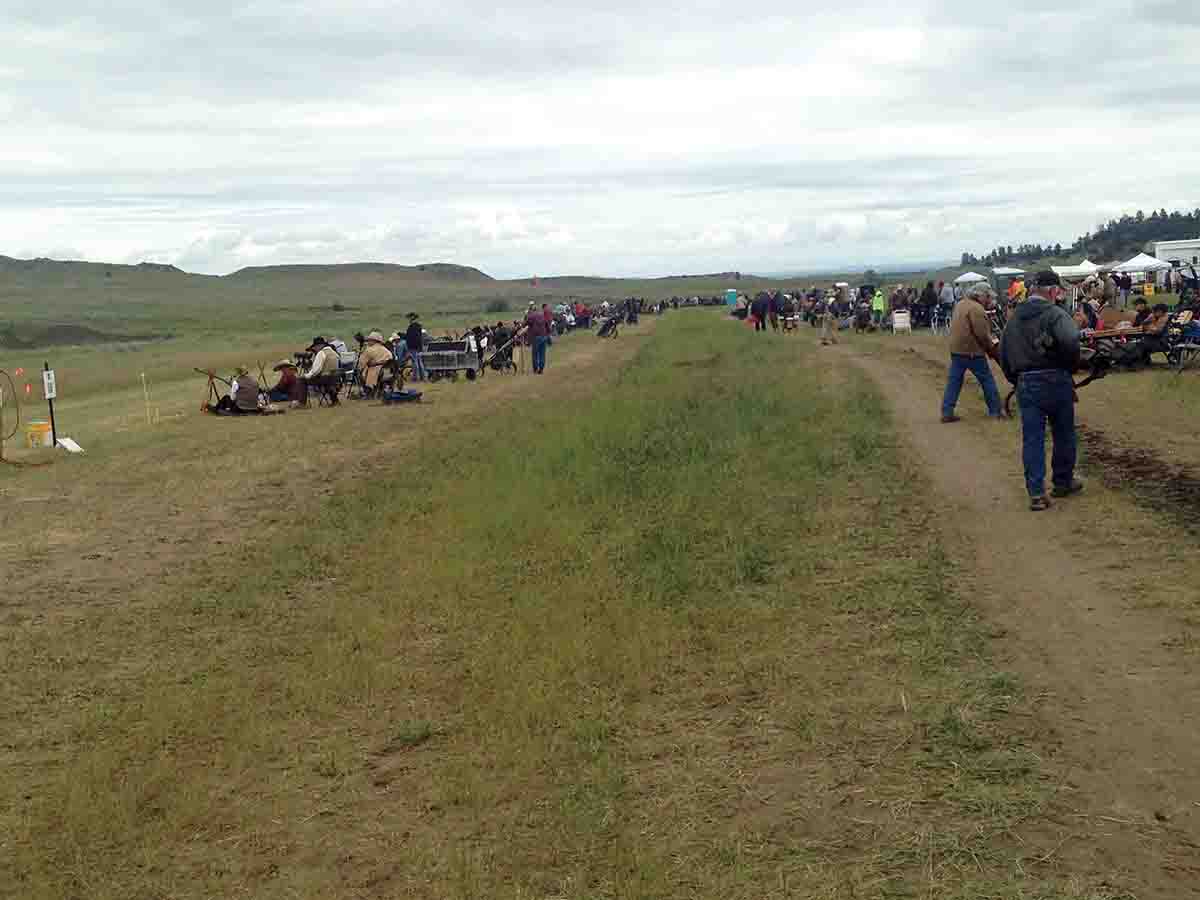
[992,266,1025,276]
[954,271,987,284]
[1051,260,1102,280]
[1109,252,1171,273]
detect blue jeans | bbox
[1017,369,1077,498]
[532,335,549,373]
[941,353,1001,417]
[406,348,425,380]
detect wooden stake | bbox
[141,373,153,426]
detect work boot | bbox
[941,414,960,423]
[1029,495,1052,512]
[1051,480,1084,498]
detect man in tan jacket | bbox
[941,282,1003,422]
[356,331,394,395]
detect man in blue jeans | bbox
[941,282,1003,422]
[525,302,551,374]
[999,271,1083,511]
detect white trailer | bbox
[1153,238,1200,267]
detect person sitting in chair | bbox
[356,331,394,397]
[208,366,261,415]
[1135,304,1172,366]
[1131,297,1150,326]
[268,359,304,406]
[301,336,342,405]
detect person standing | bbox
[404,313,426,381]
[526,302,551,374]
[999,271,1083,512]
[938,279,956,307]
[820,290,839,345]
[872,287,886,326]
[750,292,769,332]
[941,283,1003,422]
[1102,272,1118,309]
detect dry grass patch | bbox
[2,315,1126,899]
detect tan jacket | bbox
[948,298,996,357]
[356,341,393,388]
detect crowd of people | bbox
[205,299,648,415]
[720,269,1200,514]
[730,281,971,335]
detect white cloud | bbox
[1,0,1197,276]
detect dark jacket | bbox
[999,295,1080,385]
[525,309,549,338]
[405,321,424,352]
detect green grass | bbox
[2,313,1123,898]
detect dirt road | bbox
[838,341,1200,896]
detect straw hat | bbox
[366,330,385,343]
[233,365,249,376]
[272,358,297,371]
[387,332,402,342]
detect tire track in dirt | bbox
[886,338,1200,531]
[838,344,1200,899]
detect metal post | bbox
[44,361,57,447]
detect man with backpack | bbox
[999,271,1083,512]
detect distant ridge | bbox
[0,255,187,275]
[0,255,493,282]
[228,262,494,281]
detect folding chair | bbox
[891,310,912,334]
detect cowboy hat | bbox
[306,335,328,351]
[366,330,385,342]
[387,332,402,342]
[233,365,250,376]
[272,358,297,371]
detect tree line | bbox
[961,208,1200,268]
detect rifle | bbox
[195,368,232,411]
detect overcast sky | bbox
[3,1,1198,277]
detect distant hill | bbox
[0,255,187,276]
[0,255,494,282]
[227,262,493,282]
[961,207,1200,268]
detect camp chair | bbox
[891,310,912,334]
[306,374,341,407]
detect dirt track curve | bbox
[837,344,1200,896]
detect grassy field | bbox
[2,312,1105,899]
[0,256,790,440]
